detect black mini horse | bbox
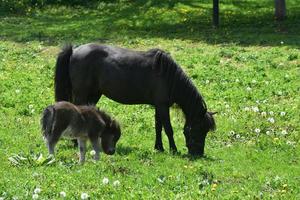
[54,43,216,156]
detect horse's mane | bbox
[153,50,214,129]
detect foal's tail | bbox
[41,105,56,137]
[55,44,73,102]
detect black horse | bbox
[54,43,216,156]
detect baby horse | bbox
[41,101,121,163]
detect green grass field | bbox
[0,0,299,199]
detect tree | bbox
[213,0,219,27]
[274,0,286,20]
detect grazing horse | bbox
[54,43,216,156]
[41,101,121,163]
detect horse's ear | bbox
[208,111,218,115]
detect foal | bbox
[41,101,121,163]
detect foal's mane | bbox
[153,50,215,130]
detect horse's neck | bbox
[174,82,202,122]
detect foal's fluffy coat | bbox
[41,101,121,163]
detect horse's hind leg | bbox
[156,105,177,153]
[154,107,164,152]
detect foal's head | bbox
[184,112,216,156]
[101,119,121,155]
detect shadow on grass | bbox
[0,0,299,47]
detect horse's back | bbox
[69,44,168,105]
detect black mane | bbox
[153,50,208,122]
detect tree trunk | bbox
[275,0,286,20]
[213,0,219,27]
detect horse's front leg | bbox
[154,107,164,152]
[77,138,87,164]
[156,105,177,153]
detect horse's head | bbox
[184,111,216,156]
[101,120,121,155]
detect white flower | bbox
[280,41,284,44]
[34,188,41,194]
[277,91,283,95]
[261,112,267,117]
[81,193,89,200]
[256,100,260,104]
[262,99,267,103]
[252,79,257,84]
[252,106,259,112]
[286,141,296,146]
[90,150,96,156]
[281,130,288,136]
[225,104,230,108]
[113,180,120,187]
[102,177,109,185]
[267,117,275,123]
[0,197,4,200]
[266,131,271,135]
[157,177,164,183]
[244,107,250,111]
[265,81,269,85]
[235,79,240,83]
[205,80,210,84]
[15,89,20,94]
[280,112,286,116]
[255,128,261,134]
[32,194,39,199]
[235,134,240,139]
[246,87,252,91]
[29,104,34,109]
[60,191,66,198]
[269,111,274,116]
[229,130,235,135]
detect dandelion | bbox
[60,191,66,198]
[261,112,267,117]
[34,188,41,194]
[113,180,120,187]
[266,131,271,135]
[29,104,34,109]
[90,150,96,156]
[32,194,39,199]
[280,41,284,44]
[81,193,89,200]
[267,117,275,124]
[265,81,269,85]
[281,130,288,136]
[269,111,274,116]
[225,104,230,108]
[235,79,239,83]
[235,134,240,139]
[15,89,20,94]
[102,177,109,185]
[252,106,259,112]
[251,79,257,84]
[244,107,250,111]
[205,80,210,84]
[286,141,296,146]
[277,91,283,95]
[255,128,261,134]
[280,111,286,116]
[246,87,252,91]
[229,130,235,135]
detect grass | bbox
[0,0,299,199]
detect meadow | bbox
[0,0,299,199]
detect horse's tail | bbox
[41,105,56,137]
[55,44,73,102]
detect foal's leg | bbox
[46,126,63,155]
[156,105,177,153]
[154,107,164,152]
[89,133,101,161]
[77,138,87,163]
